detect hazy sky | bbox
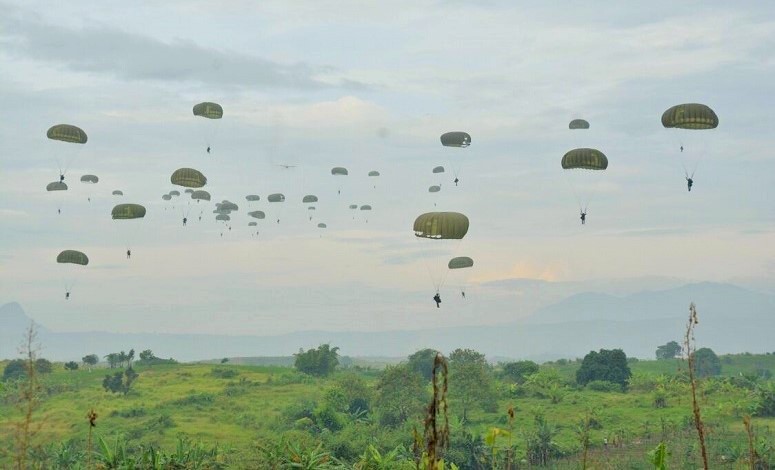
[1,1,774,336]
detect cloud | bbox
[1,15,366,91]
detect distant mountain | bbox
[2,282,773,363]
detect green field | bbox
[1,352,774,468]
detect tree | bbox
[139,349,155,362]
[126,349,135,368]
[406,348,440,381]
[220,358,229,364]
[294,344,340,377]
[34,358,53,374]
[375,364,427,427]
[104,353,119,369]
[501,360,539,384]
[64,361,79,371]
[448,348,497,420]
[655,341,682,360]
[3,358,53,380]
[82,354,99,370]
[693,348,721,378]
[102,368,139,396]
[576,349,632,388]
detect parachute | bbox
[57,250,89,265]
[308,206,316,211]
[267,193,285,203]
[368,170,380,177]
[360,205,372,211]
[162,194,172,201]
[169,190,181,197]
[47,182,68,191]
[185,189,194,194]
[448,256,474,269]
[218,201,239,211]
[303,195,318,203]
[569,119,590,130]
[414,212,469,239]
[317,223,327,228]
[349,204,358,210]
[80,175,99,183]
[191,190,211,201]
[215,214,230,221]
[661,104,718,130]
[112,190,123,196]
[111,204,146,220]
[429,185,441,193]
[47,125,87,144]
[193,102,223,119]
[561,148,608,213]
[440,132,471,148]
[171,168,207,188]
[432,166,445,174]
[246,195,261,202]
[331,167,348,176]
[248,210,266,219]
[248,221,258,226]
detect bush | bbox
[282,400,317,423]
[173,392,216,406]
[586,380,622,393]
[210,367,239,379]
[110,407,147,418]
[313,405,346,432]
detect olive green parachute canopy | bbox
[112,190,123,196]
[248,221,258,226]
[80,175,99,183]
[360,205,372,210]
[191,190,211,201]
[267,193,285,203]
[215,214,230,221]
[170,168,207,188]
[432,166,445,174]
[193,102,223,119]
[440,131,471,148]
[661,103,718,130]
[169,190,181,197]
[57,250,89,265]
[448,256,474,269]
[47,182,68,191]
[414,212,469,239]
[569,119,590,129]
[561,148,608,170]
[162,194,172,201]
[112,204,146,220]
[349,204,358,209]
[368,170,380,177]
[213,209,230,215]
[428,185,441,193]
[308,206,316,210]
[331,167,348,176]
[47,124,87,144]
[184,189,194,194]
[317,223,327,228]
[248,210,266,219]
[218,201,239,211]
[245,195,260,202]
[303,195,318,203]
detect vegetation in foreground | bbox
[1,323,775,468]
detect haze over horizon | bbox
[1,1,774,339]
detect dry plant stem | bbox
[14,323,41,470]
[684,303,709,470]
[87,408,98,470]
[743,415,755,470]
[424,353,449,467]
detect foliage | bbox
[576,349,632,388]
[656,341,682,360]
[407,349,440,381]
[101,367,139,395]
[295,344,340,377]
[375,364,427,427]
[3,358,53,381]
[447,348,497,419]
[586,379,623,392]
[81,354,99,367]
[63,361,79,371]
[648,442,670,469]
[694,347,721,378]
[501,360,539,384]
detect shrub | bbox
[586,380,622,393]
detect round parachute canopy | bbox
[215,214,230,221]
[162,194,172,201]
[80,174,99,184]
[47,124,87,144]
[331,167,348,176]
[428,185,441,193]
[432,166,445,174]
[218,201,239,211]
[245,194,260,202]
[302,195,318,203]
[112,204,146,220]
[414,212,469,239]
[248,210,266,219]
[561,148,608,170]
[360,205,372,210]
[171,168,207,188]
[440,131,471,148]
[191,190,211,201]
[184,189,194,194]
[213,209,231,215]
[169,190,181,197]
[317,223,327,228]
[267,193,285,203]
[569,119,590,129]
[193,102,223,119]
[661,103,718,130]
[248,221,258,226]
[349,204,358,210]
[368,170,380,177]
[57,250,89,265]
[47,182,68,191]
[112,190,123,196]
[308,206,316,210]
[448,256,474,269]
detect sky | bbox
[1,1,774,337]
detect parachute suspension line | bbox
[437,239,463,292]
[414,235,442,292]
[562,171,585,213]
